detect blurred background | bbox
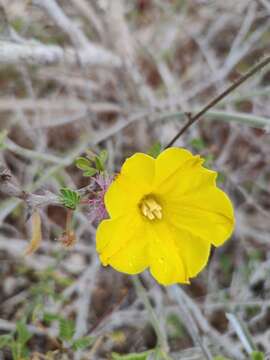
[0,0,270,359]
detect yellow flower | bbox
[96,147,234,285]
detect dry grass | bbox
[1,1,270,359]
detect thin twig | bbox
[168,286,213,360]
[169,287,244,359]
[0,41,121,67]
[165,55,270,148]
[32,0,89,48]
[132,276,170,356]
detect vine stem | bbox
[165,55,270,148]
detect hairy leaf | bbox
[59,318,75,342]
[16,321,32,345]
[59,188,81,210]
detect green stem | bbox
[155,110,270,129]
[132,276,171,359]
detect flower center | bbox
[140,196,162,220]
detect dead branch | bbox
[0,40,121,67]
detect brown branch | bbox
[165,55,270,148]
[0,165,94,209]
[0,165,58,211]
[0,166,25,199]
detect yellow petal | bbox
[95,146,235,286]
[105,153,155,218]
[155,147,197,189]
[149,221,210,284]
[106,222,149,274]
[168,186,234,246]
[155,154,206,198]
[96,212,148,274]
[154,148,234,246]
[148,222,188,285]
[96,213,139,255]
[166,221,211,278]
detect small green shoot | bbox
[71,336,95,351]
[251,351,265,360]
[0,320,33,360]
[59,318,75,342]
[59,188,81,210]
[75,149,108,175]
[75,157,98,176]
[43,313,94,351]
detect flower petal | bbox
[167,222,211,278]
[155,154,206,198]
[96,146,235,285]
[148,221,210,284]
[155,147,197,189]
[167,186,234,247]
[96,213,148,274]
[105,153,155,218]
[106,227,149,275]
[148,222,188,285]
[155,148,234,246]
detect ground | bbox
[0,1,270,359]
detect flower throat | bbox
[140,196,162,220]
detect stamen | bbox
[140,196,162,220]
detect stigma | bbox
[140,196,162,220]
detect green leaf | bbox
[11,338,29,360]
[213,357,232,360]
[59,188,81,210]
[59,318,75,342]
[72,336,95,351]
[0,334,12,348]
[95,156,103,171]
[83,168,98,177]
[75,157,92,170]
[16,320,32,345]
[85,149,96,161]
[93,149,108,172]
[111,350,153,360]
[147,142,162,158]
[76,150,108,173]
[251,352,265,360]
[43,312,61,325]
[99,149,108,165]
[11,340,22,360]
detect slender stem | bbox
[169,286,213,360]
[66,209,73,233]
[132,276,170,357]
[59,209,77,247]
[165,55,270,148]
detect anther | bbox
[140,196,162,220]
